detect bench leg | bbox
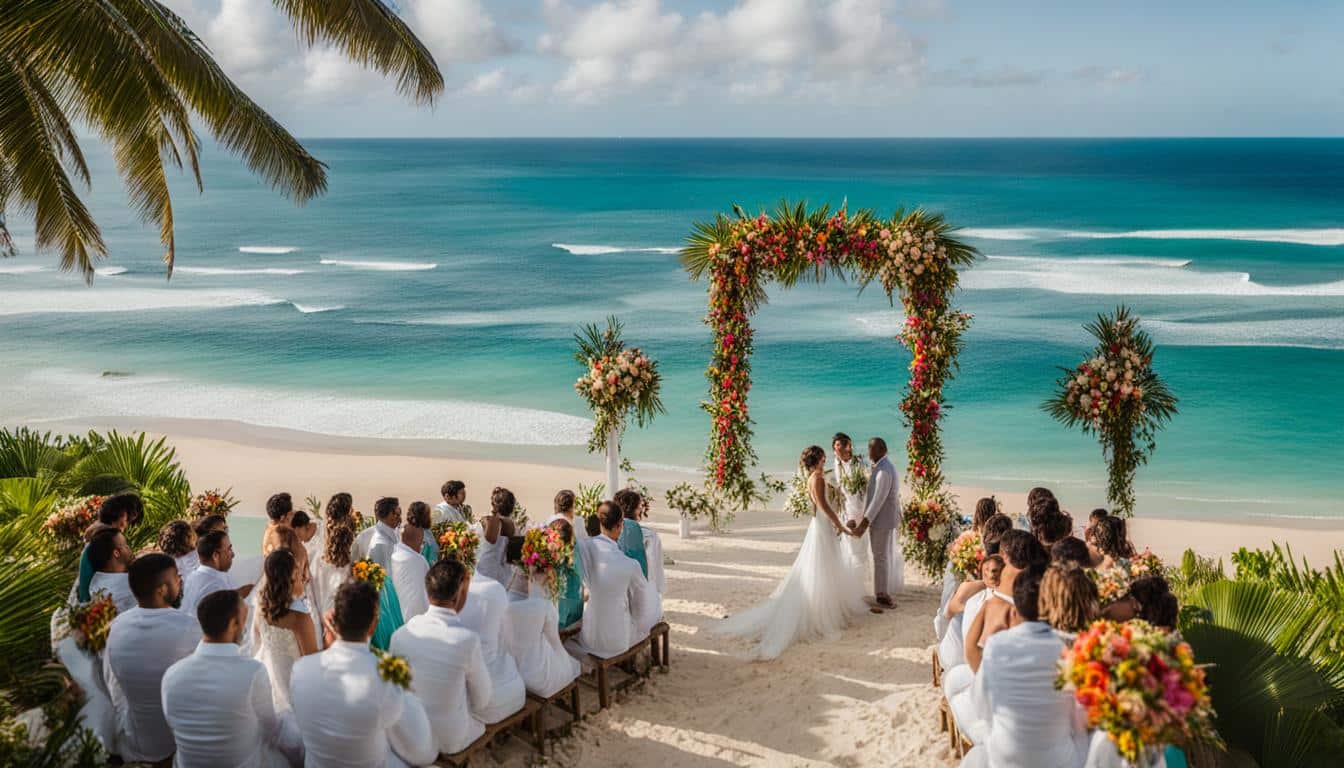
[661,631,670,669]
[570,683,582,724]
[596,665,610,709]
[533,707,545,754]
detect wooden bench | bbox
[585,636,656,709]
[931,648,943,687]
[648,621,670,672]
[527,677,582,746]
[434,698,543,767]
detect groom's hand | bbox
[846,520,858,531]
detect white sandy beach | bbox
[158,430,1344,767]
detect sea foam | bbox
[0,288,285,316]
[239,246,299,254]
[177,267,308,276]
[552,243,681,255]
[291,303,345,314]
[0,265,45,275]
[319,259,437,271]
[959,227,1344,246]
[964,261,1344,297]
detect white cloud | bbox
[465,68,508,94]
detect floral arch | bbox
[681,201,979,575]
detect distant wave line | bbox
[319,258,437,271]
[960,227,1344,247]
[985,255,1192,268]
[551,243,681,255]
[239,246,299,254]
[177,267,308,276]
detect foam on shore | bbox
[238,246,299,254]
[0,288,285,316]
[176,267,308,276]
[552,243,681,255]
[960,227,1344,246]
[319,259,437,271]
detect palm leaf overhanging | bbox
[0,0,442,279]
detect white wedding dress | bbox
[710,485,868,660]
[833,458,872,581]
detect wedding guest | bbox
[255,549,319,713]
[159,519,200,580]
[1030,496,1074,546]
[82,527,137,612]
[290,581,436,768]
[584,513,601,538]
[407,500,437,563]
[1102,575,1177,627]
[958,565,1088,768]
[965,530,1048,672]
[981,514,1014,557]
[614,489,649,578]
[1084,508,1108,540]
[939,555,1003,700]
[550,518,584,630]
[570,501,652,660]
[289,511,317,545]
[1086,515,1134,568]
[1026,486,1055,508]
[262,492,295,555]
[434,480,469,525]
[392,518,431,622]
[548,489,585,540]
[193,513,228,538]
[364,497,407,650]
[476,487,517,584]
[938,498,1003,641]
[1039,563,1100,634]
[389,559,492,755]
[324,492,356,529]
[1050,536,1092,569]
[75,492,142,603]
[456,548,526,724]
[311,523,354,629]
[182,530,253,618]
[103,553,200,763]
[162,589,304,767]
[503,541,582,698]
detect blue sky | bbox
[175,0,1343,136]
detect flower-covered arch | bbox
[682,201,979,576]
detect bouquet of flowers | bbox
[1058,620,1216,766]
[351,558,386,591]
[903,492,959,577]
[947,529,984,578]
[573,317,665,453]
[43,495,104,547]
[1092,564,1133,605]
[784,470,814,519]
[373,649,412,689]
[519,527,574,599]
[67,591,118,653]
[434,521,480,570]
[839,458,870,497]
[1128,549,1164,580]
[188,488,239,518]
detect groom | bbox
[848,437,899,609]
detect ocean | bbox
[1,139,1341,522]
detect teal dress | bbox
[619,519,649,578]
[421,537,439,565]
[76,544,94,603]
[557,552,583,630]
[368,542,404,651]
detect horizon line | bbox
[291,135,1344,140]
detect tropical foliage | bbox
[0,0,443,278]
[1044,306,1178,516]
[573,316,665,453]
[682,200,977,574]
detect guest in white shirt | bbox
[355,497,401,566]
[457,564,526,724]
[311,523,354,636]
[103,553,201,763]
[433,480,469,525]
[503,566,581,698]
[163,589,304,767]
[159,520,200,581]
[960,565,1090,768]
[389,559,493,755]
[82,528,137,613]
[182,530,254,618]
[392,523,430,622]
[545,489,587,541]
[290,581,436,768]
[570,502,651,660]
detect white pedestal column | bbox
[605,426,621,499]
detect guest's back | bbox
[578,535,646,658]
[504,591,581,698]
[104,607,201,762]
[975,622,1087,768]
[459,576,525,723]
[391,541,430,621]
[390,607,492,755]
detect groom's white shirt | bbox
[574,534,648,658]
[290,640,436,768]
[391,541,430,622]
[433,502,467,525]
[181,564,232,619]
[389,606,492,755]
[161,640,303,768]
[104,606,202,762]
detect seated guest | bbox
[1050,536,1092,569]
[407,501,437,563]
[364,497,407,650]
[392,516,431,621]
[475,487,518,584]
[1084,508,1108,541]
[103,553,201,763]
[981,513,1014,557]
[940,555,1004,701]
[182,530,253,617]
[1102,576,1178,628]
[964,530,1048,673]
[162,589,304,767]
[311,523,354,632]
[389,559,493,755]
[938,498,1002,640]
[959,564,1088,768]
[570,501,653,660]
[613,489,649,578]
[1086,515,1134,568]
[290,581,436,768]
[584,512,601,538]
[550,518,584,630]
[159,519,200,580]
[255,549,319,713]
[456,552,526,724]
[503,540,582,698]
[1030,497,1074,546]
[262,493,296,555]
[75,492,142,603]
[1039,563,1100,635]
[434,480,469,525]
[547,489,586,540]
[290,511,317,545]
[194,513,228,538]
[81,528,137,613]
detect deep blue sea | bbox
[2,139,1342,521]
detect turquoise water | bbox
[2,139,1342,520]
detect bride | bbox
[710,445,869,660]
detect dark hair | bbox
[324,523,355,568]
[800,445,825,472]
[193,514,228,537]
[128,553,177,603]
[374,497,399,521]
[261,549,299,623]
[980,553,1005,578]
[1001,529,1049,570]
[550,518,574,546]
[1012,562,1047,622]
[290,511,312,530]
[973,498,999,532]
[490,487,516,518]
[198,589,243,639]
[1040,510,1074,545]
[157,520,196,557]
[334,580,379,641]
[1130,577,1178,629]
[831,433,852,448]
[1026,487,1055,509]
[265,493,293,522]
[1050,536,1091,568]
[425,558,467,604]
[584,514,601,538]
[196,530,230,561]
[1089,508,1109,522]
[613,488,642,520]
[554,490,576,515]
[406,501,431,529]
[87,528,122,571]
[1091,515,1134,559]
[1039,563,1098,633]
[1028,496,1061,536]
[981,514,1014,556]
[325,493,354,526]
[597,501,623,531]
[867,436,887,455]
[441,481,466,499]
[99,493,143,526]
[504,535,526,565]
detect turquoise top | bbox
[76,544,94,603]
[618,519,648,578]
[370,580,404,652]
[421,536,438,565]
[557,552,583,630]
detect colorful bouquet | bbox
[947,529,985,578]
[351,558,386,591]
[1092,564,1134,605]
[784,471,814,519]
[838,458,870,497]
[434,522,480,570]
[1058,620,1216,766]
[573,316,664,453]
[374,649,412,689]
[43,495,104,546]
[67,591,118,653]
[519,527,574,599]
[903,493,959,576]
[1128,549,1164,580]
[188,488,239,518]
